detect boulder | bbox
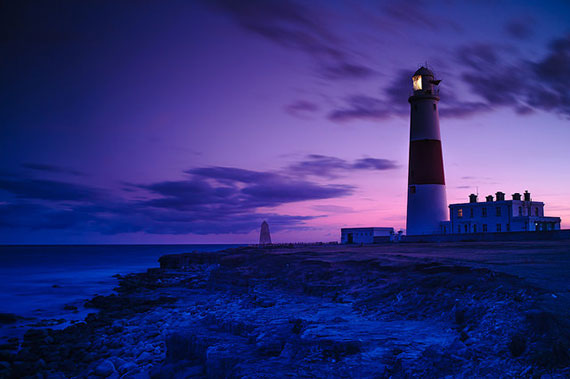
[118,362,138,375]
[0,313,19,324]
[94,359,116,377]
[206,344,240,378]
[136,351,153,363]
[508,334,526,357]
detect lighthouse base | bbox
[406,184,448,235]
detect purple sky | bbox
[1,0,569,244]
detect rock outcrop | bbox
[3,242,570,378]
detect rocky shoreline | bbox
[1,242,570,378]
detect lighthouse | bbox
[406,67,448,235]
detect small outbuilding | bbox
[341,227,395,244]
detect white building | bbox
[341,227,395,244]
[441,191,561,234]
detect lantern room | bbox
[411,66,440,95]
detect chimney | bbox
[469,194,478,203]
[495,191,505,201]
[524,190,531,202]
[486,195,494,202]
[512,193,521,201]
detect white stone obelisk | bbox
[259,220,272,245]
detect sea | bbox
[0,244,244,340]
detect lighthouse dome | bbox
[414,66,434,77]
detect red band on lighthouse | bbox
[408,139,445,185]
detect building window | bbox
[458,209,463,218]
[470,208,474,218]
[518,206,522,216]
[535,208,539,216]
[482,207,487,217]
[464,225,468,233]
[457,225,461,233]
[410,186,416,194]
[506,224,510,231]
[473,224,477,233]
[496,207,501,216]
[483,224,487,232]
[497,224,502,232]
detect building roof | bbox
[414,66,434,77]
[449,200,545,207]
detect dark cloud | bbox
[1,152,401,237]
[533,35,570,116]
[456,43,526,107]
[242,181,352,205]
[457,43,500,68]
[515,105,534,115]
[208,0,338,55]
[0,177,98,201]
[0,203,60,229]
[460,70,524,107]
[136,212,315,236]
[382,1,439,32]
[383,69,414,114]
[328,95,392,122]
[371,0,463,34]
[353,158,398,170]
[285,100,319,118]
[207,0,371,81]
[439,101,490,118]
[142,179,233,210]
[144,168,353,211]
[505,18,534,40]
[439,83,492,118]
[456,34,570,118]
[328,34,570,123]
[326,70,410,122]
[327,68,494,122]
[288,154,398,178]
[320,62,375,80]
[187,167,278,184]
[0,161,358,236]
[21,162,84,176]
[312,204,354,213]
[288,155,350,177]
[185,165,354,206]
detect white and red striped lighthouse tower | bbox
[406,66,448,235]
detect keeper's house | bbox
[341,227,395,244]
[441,191,561,235]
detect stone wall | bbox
[402,229,570,243]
